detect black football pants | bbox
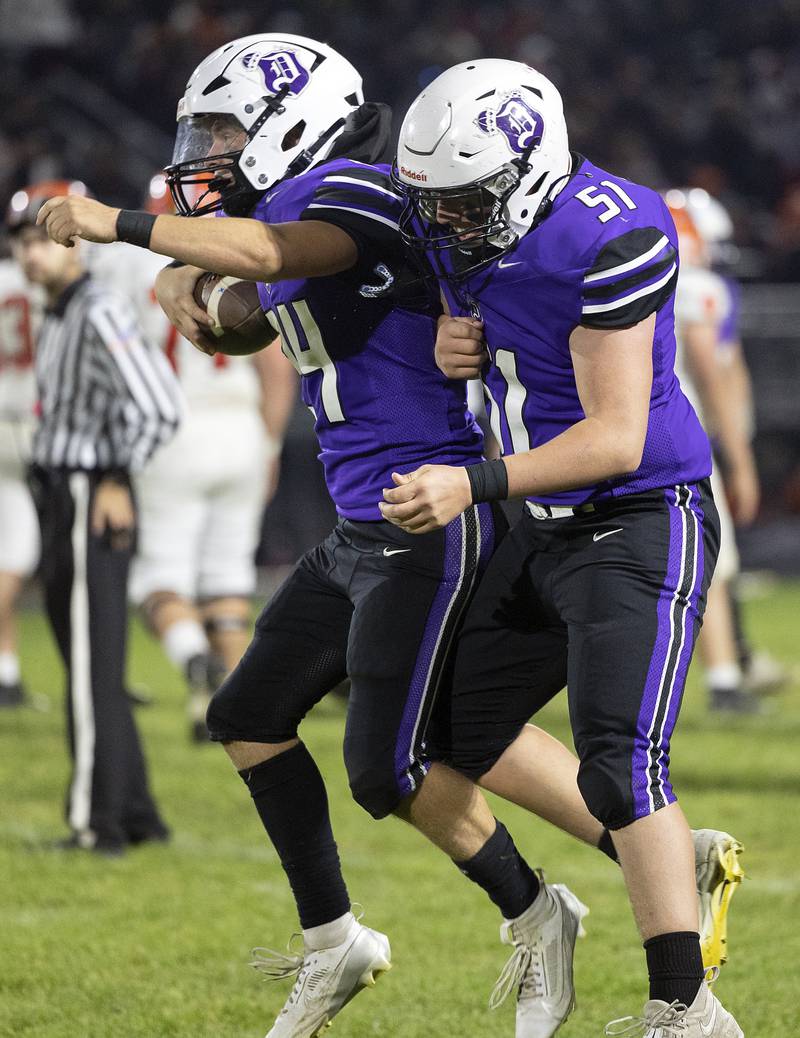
[29,467,165,848]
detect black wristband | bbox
[116,210,157,249]
[466,459,509,504]
[100,468,131,488]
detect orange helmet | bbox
[6,179,91,232]
[143,172,176,215]
[145,170,222,216]
[664,188,708,268]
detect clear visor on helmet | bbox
[171,113,248,166]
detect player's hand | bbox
[92,480,135,550]
[727,456,760,526]
[154,264,218,355]
[435,316,488,380]
[36,196,120,248]
[379,465,472,533]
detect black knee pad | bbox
[205,675,238,738]
[576,737,637,831]
[205,669,298,744]
[343,740,404,821]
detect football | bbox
[193,273,276,355]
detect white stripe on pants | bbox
[67,473,95,836]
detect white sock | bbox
[162,619,209,670]
[706,663,741,691]
[0,652,21,685]
[303,911,357,952]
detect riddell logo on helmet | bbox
[401,167,427,182]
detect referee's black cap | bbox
[5,180,91,234]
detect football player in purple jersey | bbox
[389,61,744,1037]
[39,40,742,1038]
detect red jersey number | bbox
[0,295,34,370]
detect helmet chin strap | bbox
[531,160,592,227]
[284,117,347,179]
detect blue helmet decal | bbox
[476,94,544,156]
[242,49,311,96]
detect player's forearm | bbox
[256,346,298,445]
[723,348,755,438]
[503,416,644,499]
[688,339,751,470]
[148,214,283,281]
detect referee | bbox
[7,181,183,856]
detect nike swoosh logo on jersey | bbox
[497,257,523,269]
[383,547,411,556]
[700,999,718,1036]
[592,528,623,542]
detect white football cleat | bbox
[251,922,392,1038]
[489,875,589,1037]
[693,829,745,971]
[604,978,743,1037]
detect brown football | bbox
[193,273,276,355]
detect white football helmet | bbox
[394,60,570,277]
[166,34,363,216]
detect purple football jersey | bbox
[440,156,712,505]
[251,159,483,519]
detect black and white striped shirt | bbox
[33,274,182,472]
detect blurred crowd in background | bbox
[2,0,800,280]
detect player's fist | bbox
[36,196,120,248]
[154,263,218,355]
[435,315,488,380]
[379,464,472,534]
[92,479,135,550]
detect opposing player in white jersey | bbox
[92,176,297,739]
[0,256,43,705]
[668,192,762,713]
[680,189,789,698]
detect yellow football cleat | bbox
[693,829,745,973]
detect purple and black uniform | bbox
[435,157,720,828]
[207,158,497,819]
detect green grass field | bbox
[2,580,799,1037]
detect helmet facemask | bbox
[394,162,533,281]
[165,102,292,217]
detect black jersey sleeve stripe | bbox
[583,249,677,302]
[308,185,401,220]
[580,266,678,329]
[320,165,397,190]
[583,227,673,283]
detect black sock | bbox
[239,742,350,929]
[644,931,704,1007]
[455,819,541,919]
[597,828,620,864]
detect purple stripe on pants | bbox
[394,506,497,796]
[658,486,706,806]
[631,487,690,818]
[394,513,466,797]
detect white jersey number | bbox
[275,300,345,423]
[576,180,637,224]
[484,348,531,455]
